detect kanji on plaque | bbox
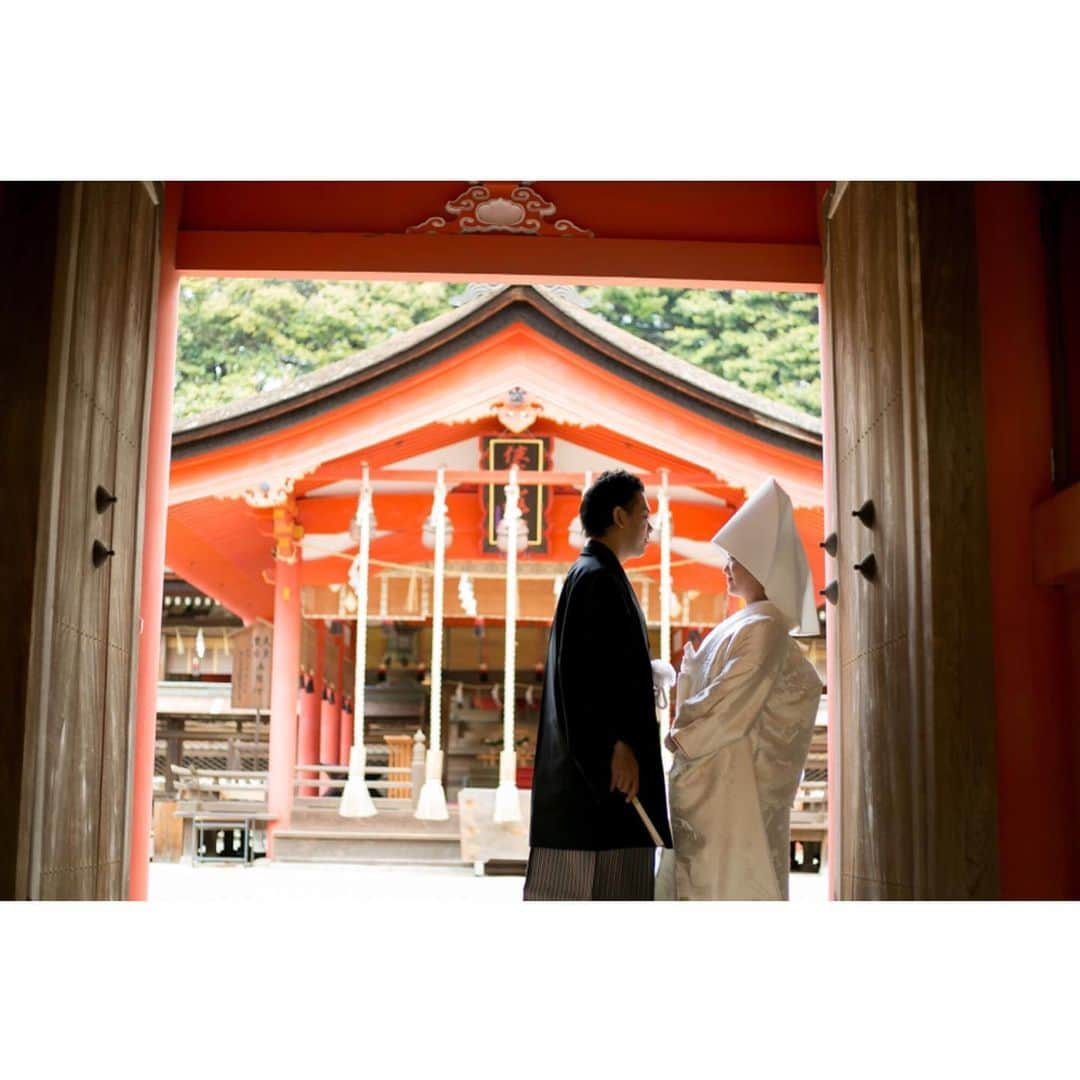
[230,620,273,710]
[481,436,550,554]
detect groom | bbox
[524,470,672,900]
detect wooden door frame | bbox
[18,183,83,898]
[820,181,847,900]
[822,181,998,899]
[119,181,163,892]
[17,183,163,900]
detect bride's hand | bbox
[679,640,701,674]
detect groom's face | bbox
[616,490,652,559]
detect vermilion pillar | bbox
[297,669,318,796]
[332,631,345,770]
[976,183,1072,898]
[319,629,342,768]
[128,183,183,901]
[266,501,303,850]
[323,685,340,764]
[304,622,326,796]
[318,685,336,794]
[339,695,353,767]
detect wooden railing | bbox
[292,732,427,807]
[292,762,411,800]
[169,734,429,811]
[171,764,268,803]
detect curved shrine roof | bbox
[172,284,821,459]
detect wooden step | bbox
[275,828,461,842]
[292,796,413,811]
[286,804,461,837]
[271,830,465,866]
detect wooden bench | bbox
[169,765,272,863]
[190,814,275,864]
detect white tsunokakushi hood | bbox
[710,477,819,636]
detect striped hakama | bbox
[523,847,656,901]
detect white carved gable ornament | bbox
[407,183,594,238]
[492,386,543,433]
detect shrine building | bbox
[157,282,826,860]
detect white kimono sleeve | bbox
[669,617,788,761]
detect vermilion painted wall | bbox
[975,183,1074,898]
[172,182,824,288]
[178,181,821,244]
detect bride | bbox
[656,478,823,901]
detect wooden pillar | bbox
[826,182,997,899]
[267,501,303,848]
[816,188,842,903]
[128,182,182,901]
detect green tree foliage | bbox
[174,280,821,421]
[174,279,465,418]
[576,286,821,416]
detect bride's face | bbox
[724,556,764,601]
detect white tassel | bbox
[339,744,377,818]
[651,659,677,709]
[415,749,448,820]
[492,748,521,823]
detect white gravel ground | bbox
[148,858,829,902]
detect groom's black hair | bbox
[580,469,645,538]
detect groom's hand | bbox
[610,740,639,803]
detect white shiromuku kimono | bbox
[658,601,822,900]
